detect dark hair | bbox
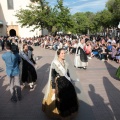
[102,44,106,47]
[23,43,27,49]
[28,46,33,51]
[57,48,65,55]
[108,42,111,44]
[5,42,11,50]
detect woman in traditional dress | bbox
[74,38,88,69]
[19,44,37,89]
[42,48,78,119]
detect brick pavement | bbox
[0,46,120,120]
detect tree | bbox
[84,12,96,34]
[93,12,103,33]
[15,0,74,34]
[72,12,89,34]
[15,0,57,34]
[99,10,112,28]
[106,0,120,27]
[94,9,112,36]
[54,0,74,33]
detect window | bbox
[7,0,14,10]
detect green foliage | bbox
[15,0,73,34]
[106,0,120,26]
[15,0,120,35]
[72,12,99,34]
[72,12,88,34]
[95,10,112,28]
[15,0,50,30]
[54,0,74,32]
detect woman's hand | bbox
[52,89,56,94]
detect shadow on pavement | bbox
[103,77,120,120]
[88,84,114,120]
[6,63,51,120]
[0,74,10,109]
[104,62,119,81]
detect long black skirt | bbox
[20,59,37,83]
[79,47,88,62]
[55,76,78,117]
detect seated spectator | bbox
[70,40,78,54]
[63,40,68,50]
[111,45,117,60]
[116,47,120,63]
[53,40,59,51]
[107,37,112,43]
[100,44,108,61]
[44,39,48,48]
[57,40,63,49]
[34,39,39,46]
[92,37,96,43]
[111,37,116,44]
[101,37,106,45]
[84,41,92,59]
[107,42,112,52]
[40,40,44,48]
[91,45,100,57]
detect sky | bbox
[46,0,108,14]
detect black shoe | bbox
[11,97,17,103]
[83,67,87,70]
[18,96,22,101]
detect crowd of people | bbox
[0,35,120,70]
[0,34,120,120]
[15,35,120,63]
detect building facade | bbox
[0,0,48,37]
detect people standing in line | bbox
[2,42,22,103]
[74,38,88,69]
[19,44,37,89]
[42,48,78,119]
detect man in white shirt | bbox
[107,37,112,43]
[111,37,116,44]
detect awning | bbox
[0,20,3,25]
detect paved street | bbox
[0,46,120,120]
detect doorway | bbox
[9,29,16,36]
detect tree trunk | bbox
[87,28,90,35]
[48,26,52,35]
[103,27,106,37]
